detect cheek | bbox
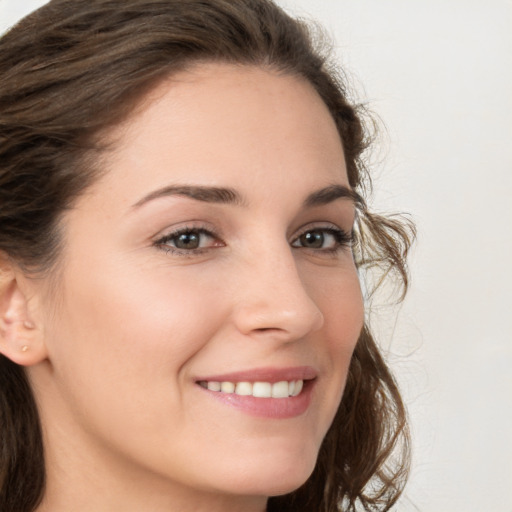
[45,261,227,407]
[312,265,364,404]
[105,279,218,359]
[309,263,364,347]
[39,262,232,468]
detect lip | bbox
[195,365,317,384]
[195,366,317,419]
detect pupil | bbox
[301,231,323,248]
[176,232,199,249]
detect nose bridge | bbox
[233,238,324,340]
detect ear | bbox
[0,258,48,366]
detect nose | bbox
[231,244,324,342]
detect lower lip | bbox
[197,380,315,419]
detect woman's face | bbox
[30,64,364,508]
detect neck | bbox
[37,450,267,512]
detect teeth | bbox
[201,380,305,398]
[252,382,272,397]
[207,381,221,392]
[272,381,289,398]
[235,382,252,395]
[220,381,235,393]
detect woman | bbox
[0,1,413,511]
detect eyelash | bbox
[154,224,222,256]
[291,226,354,254]
[154,224,354,257]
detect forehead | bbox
[86,63,348,209]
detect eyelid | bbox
[152,220,353,258]
[153,222,224,255]
[292,221,353,238]
[291,223,354,250]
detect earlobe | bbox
[0,263,48,366]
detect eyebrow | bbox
[132,183,360,209]
[132,185,244,208]
[304,184,361,208]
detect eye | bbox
[155,227,222,254]
[291,227,353,252]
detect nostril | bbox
[232,280,324,339]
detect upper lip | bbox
[195,366,317,383]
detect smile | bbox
[196,368,316,418]
[198,380,304,398]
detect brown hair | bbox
[0,0,414,510]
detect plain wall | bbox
[1,1,511,510]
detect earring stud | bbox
[21,345,29,352]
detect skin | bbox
[3,64,364,512]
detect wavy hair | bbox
[0,1,414,510]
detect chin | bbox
[264,471,314,498]
[220,449,318,498]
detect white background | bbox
[1,1,511,511]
